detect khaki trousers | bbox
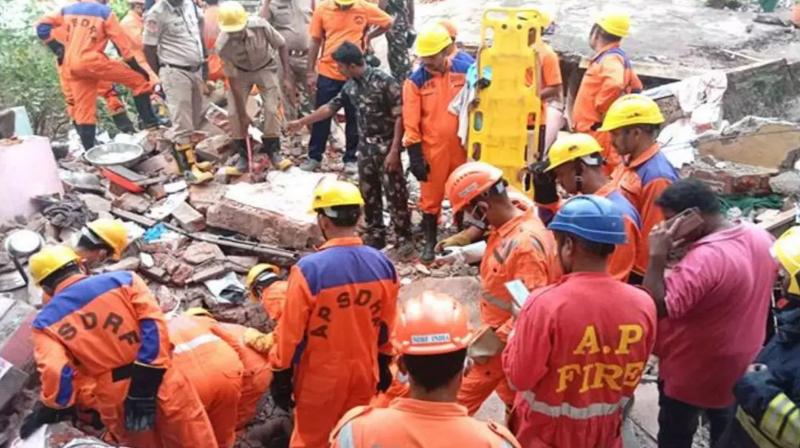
[160,66,206,144]
[227,67,281,139]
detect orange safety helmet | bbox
[438,19,458,39]
[445,161,503,213]
[394,292,473,356]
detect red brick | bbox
[172,202,206,232]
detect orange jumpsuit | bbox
[46,24,125,120]
[203,5,225,82]
[572,43,642,174]
[403,58,470,215]
[36,1,152,126]
[457,208,562,415]
[269,237,399,448]
[611,143,680,272]
[120,10,159,82]
[168,314,244,448]
[330,398,521,447]
[260,280,288,322]
[31,272,215,448]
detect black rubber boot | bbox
[75,124,96,150]
[133,94,159,129]
[111,111,136,133]
[421,213,438,264]
[225,139,249,176]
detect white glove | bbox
[435,241,487,265]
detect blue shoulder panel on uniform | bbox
[56,365,74,407]
[408,66,430,88]
[607,190,642,229]
[34,271,134,329]
[454,50,475,67]
[452,52,474,72]
[63,1,111,20]
[137,319,160,364]
[36,23,53,40]
[636,152,679,187]
[299,246,396,296]
[593,47,631,68]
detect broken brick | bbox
[182,242,225,265]
[79,193,112,217]
[195,134,232,164]
[135,153,174,176]
[101,257,140,273]
[188,183,227,214]
[172,202,206,232]
[190,263,228,283]
[147,184,167,201]
[156,285,180,313]
[688,159,776,195]
[112,192,151,214]
[140,265,169,283]
[206,200,322,250]
[171,263,195,286]
[226,255,259,273]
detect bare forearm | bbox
[260,0,271,19]
[279,45,291,78]
[300,105,334,125]
[643,256,669,318]
[391,116,403,150]
[367,26,390,42]
[307,39,321,73]
[540,85,562,103]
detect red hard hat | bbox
[394,292,473,356]
[445,161,503,213]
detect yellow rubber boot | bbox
[190,165,213,183]
[184,145,214,172]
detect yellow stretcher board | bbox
[468,8,546,192]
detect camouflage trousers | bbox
[358,141,412,243]
[386,28,412,81]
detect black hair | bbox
[591,24,622,44]
[655,178,720,214]
[485,179,510,199]
[332,41,365,66]
[41,262,81,292]
[555,231,615,257]
[403,348,467,392]
[206,0,220,5]
[320,205,362,227]
[625,123,661,137]
[76,234,112,253]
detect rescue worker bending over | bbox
[216,1,293,176]
[75,218,129,269]
[533,133,642,282]
[502,195,657,447]
[36,0,160,150]
[21,246,216,447]
[723,226,800,448]
[445,162,561,415]
[269,180,399,448]
[331,292,521,448]
[246,263,288,322]
[572,11,642,173]
[404,24,470,263]
[600,94,679,272]
[120,0,159,83]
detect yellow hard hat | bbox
[85,218,128,260]
[517,8,552,29]
[773,227,800,296]
[29,246,80,286]
[545,133,603,172]
[416,24,453,57]
[595,11,630,38]
[334,0,356,5]
[218,1,248,33]
[184,307,214,318]
[598,94,665,132]
[310,180,364,212]
[246,263,280,291]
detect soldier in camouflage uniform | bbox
[380,0,414,80]
[287,41,412,254]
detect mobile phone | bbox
[665,207,704,242]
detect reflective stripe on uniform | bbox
[736,406,783,448]
[760,393,800,447]
[173,333,221,354]
[337,421,355,448]
[522,391,629,420]
[482,290,513,312]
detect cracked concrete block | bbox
[112,193,151,214]
[182,242,225,265]
[188,183,227,213]
[172,202,206,232]
[195,134,233,163]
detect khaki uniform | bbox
[143,0,206,145]
[217,17,286,139]
[268,0,312,119]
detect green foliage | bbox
[110,0,130,20]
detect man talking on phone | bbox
[644,178,778,448]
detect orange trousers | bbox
[94,366,218,448]
[420,142,467,215]
[236,366,273,429]
[69,56,152,125]
[58,65,124,120]
[589,129,621,176]
[456,353,516,416]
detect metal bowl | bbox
[84,142,144,167]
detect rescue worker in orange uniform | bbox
[572,11,642,174]
[36,0,159,150]
[120,0,159,82]
[330,292,521,448]
[404,24,470,263]
[445,162,562,415]
[600,94,679,272]
[246,263,288,321]
[269,180,399,448]
[533,133,643,282]
[502,195,657,447]
[203,0,226,82]
[20,246,216,447]
[74,218,130,269]
[41,21,136,134]
[168,312,244,448]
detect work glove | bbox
[528,160,558,205]
[124,362,166,432]
[435,229,474,252]
[436,241,487,266]
[406,143,429,182]
[271,368,294,412]
[243,327,275,354]
[20,402,76,439]
[125,58,151,82]
[377,354,393,393]
[46,41,65,65]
